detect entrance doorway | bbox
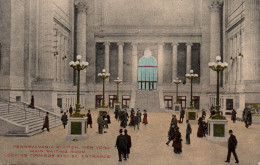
[138,49,157,90]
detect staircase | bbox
[0,99,62,136]
[135,90,160,112]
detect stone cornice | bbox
[74,1,87,13]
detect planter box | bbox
[206,119,228,142]
[66,117,87,141]
[186,109,199,121]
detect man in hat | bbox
[87,110,92,128]
[166,124,176,146]
[61,112,68,129]
[186,120,192,144]
[124,129,132,158]
[180,108,185,123]
[171,115,178,127]
[69,105,73,117]
[115,129,127,161]
[42,112,49,132]
[225,130,239,164]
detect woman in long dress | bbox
[142,110,148,125]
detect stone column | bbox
[244,0,260,80]
[75,1,87,84]
[233,34,237,85]
[209,1,221,85]
[131,42,138,83]
[103,42,110,81]
[158,43,164,83]
[117,42,124,82]
[172,42,178,82]
[186,43,193,75]
[237,32,241,84]
[240,29,245,84]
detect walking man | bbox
[42,112,49,132]
[97,114,105,134]
[180,108,185,123]
[115,129,127,161]
[61,112,68,129]
[186,120,192,144]
[225,130,239,164]
[69,105,73,117]
[87,110,92,128]
[231,109,237,123]
[124,129,132,159]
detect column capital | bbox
[185,42,193,47]
[117,42,124,47]
[209,1,222,13]
[171,42,179,47]
[131,42,139,46]
[103,42,110,46]
[75,1,88,13]
[158,42,165,47]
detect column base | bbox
[66,117,87,141]
[206,119,228,142]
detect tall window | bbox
[177,96,186,109]
[138,49,157,90]
[122,95,131,108]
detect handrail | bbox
[0,97,61,121]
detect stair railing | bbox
[8,97,60,124]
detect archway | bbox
[137,49,157,90]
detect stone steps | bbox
[0,101,62,136]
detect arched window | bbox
[138,49,157,90]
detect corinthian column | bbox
[75,1,87,84]
[186,43,193,76]
[131,42,138,83]
[103,42,110,82]
[117,42,124,82]
[172,42,178,82]
[158,43,164,83]
[209,1,221,85]
[243,0,260,80]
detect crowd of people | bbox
[36,98,247,164]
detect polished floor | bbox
[0,110,259,165]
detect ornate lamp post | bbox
[98,69,110,107]
[173,78,182,104]
[208,56,228,118]
[114,77,122,103]
[69,55,89,117]
[185,70,198,109]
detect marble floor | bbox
[0,110,259,165]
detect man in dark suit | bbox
[124,129,132,158]
[115,129,127,161]
[180,108,185,123]
[225,130,239,164]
